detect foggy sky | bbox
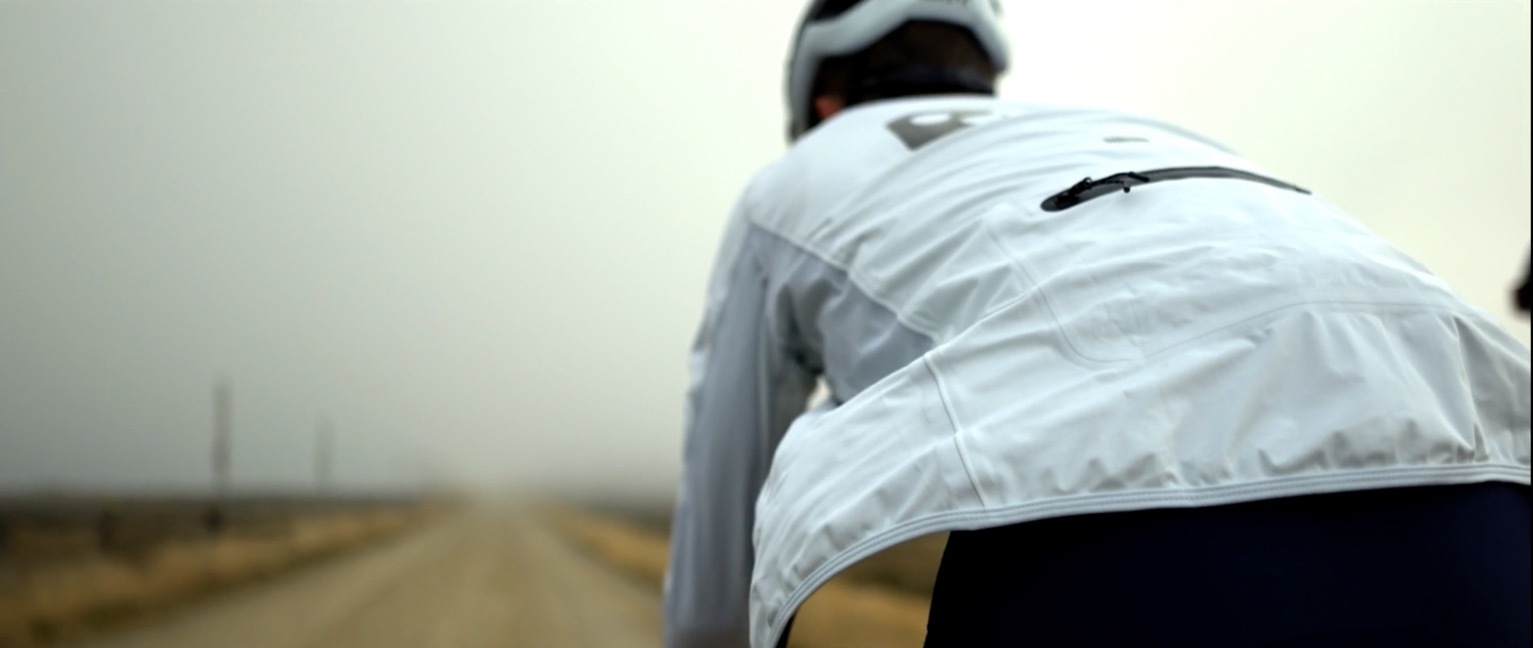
[1,1,1528,499]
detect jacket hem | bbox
[759,463,1530,648]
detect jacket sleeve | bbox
[663,202,818,648]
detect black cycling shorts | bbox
[924,482,1531,647]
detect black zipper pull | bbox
[1044,172,1151,211]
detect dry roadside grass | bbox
[544,505,943,648]
[0,509,427,648]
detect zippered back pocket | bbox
[1041,166,1310,212]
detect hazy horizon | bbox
[2,1,1528,501]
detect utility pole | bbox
[212,376,233,499]
[207,376,233,536]
[315,416,334,495]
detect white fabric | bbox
[663,95,1533,648]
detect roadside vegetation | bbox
[545,502,946,647]
[0,495,438,647]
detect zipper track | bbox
[1041,166,1310,212]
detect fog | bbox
[1,1,1527,500]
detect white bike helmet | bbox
[786,0,1011,142]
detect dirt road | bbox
[69,504,661,648]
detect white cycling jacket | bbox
[663,95,1532,648]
